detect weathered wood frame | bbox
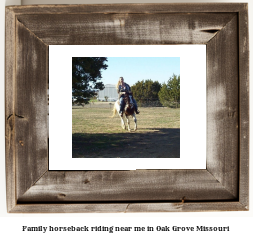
[5,4,249,213]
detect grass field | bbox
[72,103,180,158]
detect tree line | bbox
[131,75,180,108]
[72,57,180,108]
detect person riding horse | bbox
[117,77,140,117]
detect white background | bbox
[1,0,252,237]
[49,45,206,170]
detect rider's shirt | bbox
[118,83,131,98]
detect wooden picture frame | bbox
[5,3,249,213]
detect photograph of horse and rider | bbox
[112,77,139,132]
[72,57,180,158]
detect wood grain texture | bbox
[5,3,249,213]
[206,16,239,198]
[10,202,247,213]
[5,7,17,212]
[15,20,48,200]
[16,13,236,45]
[238,4,249,208]
[7,3,247,15]
[125,202,248,213]
[18,170,236,202]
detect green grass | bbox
[72,106,180,134]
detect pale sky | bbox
[100,57,180,86]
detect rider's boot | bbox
[135,106,140,114]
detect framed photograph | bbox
[5,3,249,213]
[49,45,206,170]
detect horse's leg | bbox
[126,116,131,132]
[120,115,126,130]
[132,113,137,131]
[115,100,125,129]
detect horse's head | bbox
[124,92,134,110]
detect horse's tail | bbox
[111,104,117,118]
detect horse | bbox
[111,92,137,131]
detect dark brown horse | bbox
[111,92,137,131]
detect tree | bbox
[158,74,180,108]
[131,79,161,106]
[72,57,108,104]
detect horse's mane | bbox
[124,92,133,104]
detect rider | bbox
[117,77,140,117]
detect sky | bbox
[100,57,180,86]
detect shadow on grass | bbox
[72,128,180,158]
